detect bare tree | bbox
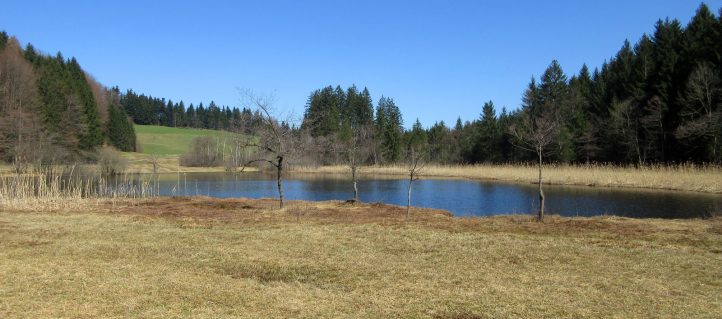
[180,136,223,167]
[640,96,665,161]
[610,98,644,164]
[509,109,560,221]
[338,122,371,203]
[239,89,296,209]
[675,62,722,162]
[0,37,41,170]
[405,146,426,219]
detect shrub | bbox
[97,146,127,176]
[180,137,223,167]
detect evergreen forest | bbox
[1,3,720,166]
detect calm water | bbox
[153,172,721,218]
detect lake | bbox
[152,172,721,218]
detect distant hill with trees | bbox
[0,32,136,169]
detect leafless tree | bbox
[339,125,371,203]
[640,96,665,161]
[610,98,644,164]
[0,38,41,171]
[509,109,560,221]
[98,147,128,176]
[180,136,223,167]
[239,89,297,209]
[405,146,427,219]
[675,62,722,162]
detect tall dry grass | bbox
[291,163,722,193]
[0,166,157,211]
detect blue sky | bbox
[1,1,719,127]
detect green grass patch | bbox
[134,125,238,156]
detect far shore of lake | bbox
[119,154,721,194]
[3,156,720,194]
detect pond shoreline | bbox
[289,164,722,194]
[116,161,722,194]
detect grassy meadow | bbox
[122,125,256,173]
[134,124,238,156]
[1,197,721,318]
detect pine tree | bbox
[0,31,8,49]
[377,96,403,163]
[684,4,720,71]
[475,101,501,162]
[107,102,136,152]
[539,60,569,111]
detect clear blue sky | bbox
[1,0,719,127]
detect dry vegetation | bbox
[1,196,721,318]
[120,152,259,174]
[292,163,722,193]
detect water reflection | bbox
[153,172,721,218]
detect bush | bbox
[180,137,223,167]
[97,146,127,176]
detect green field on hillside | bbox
[134,125,238,156]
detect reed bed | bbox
[0,167,157,211]
[291,163,722,193]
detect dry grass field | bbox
[1,197,721,318]
[292,163,722,194]
[121,152,229,174]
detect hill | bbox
[134,124,237,156]
[0,31,136,168]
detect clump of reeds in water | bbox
[0,165,158,211]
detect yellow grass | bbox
[0,168,158,211]
[291,163,722,193]
[1,197,721,318]
[121,152,259,174]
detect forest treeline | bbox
[0,32,136,169]
[300,4,722,165]
[118,90,264,135]
[1,3,720,168]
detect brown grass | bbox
[292,163,722,193]
[1,197,721,318]
[121,153,255,173]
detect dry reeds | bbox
[290,163,722,193]
[0,166,157,211]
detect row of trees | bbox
[119,89,265,134]
[296,4,722,166]
[0,32,136,170]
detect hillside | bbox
[0,32,136,168]
[134,124,237,156]
[121,125,256,173]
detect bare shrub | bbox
[180,136,223,167]
[97,147,127,176]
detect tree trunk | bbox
[537,147,544,221]
[352,164,358,202]
[277,156,284,209]
[407,173,413,219]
